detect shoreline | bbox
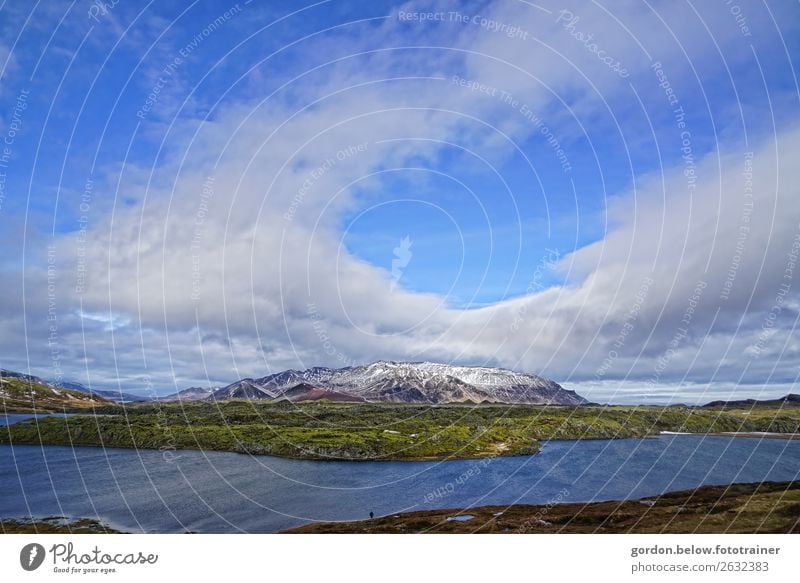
[0,440,528,463]
[4,480,798,535]
[660,430,800,440]
[284,480,800,534]
[3,430,799,463]
[0,516,122,534]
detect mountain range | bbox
[1,361,586,406]
[55,380,149,403]
[5,363,800,408]
[207,361,587,405]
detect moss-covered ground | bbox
[3,400,799,461]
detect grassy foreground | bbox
[285,481,800,533]
[2,400,800,461]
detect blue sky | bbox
[1,0,799,403]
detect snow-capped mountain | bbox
[209,378,278,401]
[207,361,586,405]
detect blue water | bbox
[1,435,799,532]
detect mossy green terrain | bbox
[2,400,800,461]
[0,376,108,412]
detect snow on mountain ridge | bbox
[211,361,586,405]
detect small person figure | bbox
[369,511,374,519]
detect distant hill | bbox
[156,387,215,402]
[702,394,800,408]
[55,380,150,403]
[0,369,110,412]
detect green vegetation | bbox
[2,400,800,461]
[0,376,108,412]
[285,480,800,533]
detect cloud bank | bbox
[0,0,798,402]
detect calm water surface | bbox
[1,434,798,532]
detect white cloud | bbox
[3,0,799,399]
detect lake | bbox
[1,433,799,532]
